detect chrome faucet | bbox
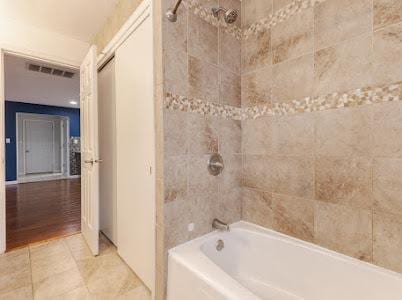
[212,219,230,231]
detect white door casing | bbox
[115,7,155,291]
[0,50,5,253]
[24,119,54,174]
[80,45,99,256]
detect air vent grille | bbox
[26,63,76,79]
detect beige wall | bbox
[241,0,402,274]
[92,0,144,53]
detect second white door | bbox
[25,119,54,174]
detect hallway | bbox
[0,233,150,299]
[6,179,81,250]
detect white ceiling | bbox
[0,0,119,42]
[5,54,80,108]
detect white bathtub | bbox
[167,221,402,300]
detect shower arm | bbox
[171,0,183,15]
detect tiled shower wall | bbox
[159,0,243,298]
[162,0,243,251]
[241,0,402,274]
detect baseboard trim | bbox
[5,180,18,185]
[67,175,81,179]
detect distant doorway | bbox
[3,53,81,250]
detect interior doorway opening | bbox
[4,53,81,250]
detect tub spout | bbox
[212,219,230,231]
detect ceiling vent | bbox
[26,63,76,79]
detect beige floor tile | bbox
[33,268,84,300]
[53,286,91,300]
[0,249,31,294]
[30,239,76,283]
[77,253,142,297]
[117,285,151,300]
[65,234,93,261]
[0,285,33,300]
[99,234,116,256]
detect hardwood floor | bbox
[6,178,81,251]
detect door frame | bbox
[0,48,80,253]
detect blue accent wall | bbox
[5,101,80,181]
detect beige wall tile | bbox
[242,66,273,106]
[187,114,219,155]
[164,47,188,96]
[315,106,372,158]
[188,15,218,65]
[270,156,314,199]
[314,34,373,95]
[272,8,314,64]
[219,187,242,224]
[242,30,272,73]
[219,29,241,74]
[0,285,33,300]
[374,0,402,30]
[314,201,373,261]
[164,110,188,157]
[272,113,314,156]
[163,5,188,53]
[243,155,272,190]
[272,54,314,103]
[373,212,402,273]
[273,0,293,12]
[188,56,220,102]
[242,188,273,228]
[164,156,188,203]
[164,199,191,249]
[373,22,402,86]
[315,157,373,209]
[372,101,402,158]
[242,0,272,27]
[242,117,273,155]
[188,155,220,194]
[272,194,314,242]
[314,0,372,50]
[220,119,242,154]
[220,154,242,190]
[220,70,241,107]
[188,190,219,239]
[373,158,402,215]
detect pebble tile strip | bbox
[165,81,402,120]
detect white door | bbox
[24,119,54,174]
[115,11,155,290]
[98,58,117,244]
[80,45,100,255]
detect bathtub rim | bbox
[168,221,402,281]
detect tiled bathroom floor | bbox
[0,233,151,299]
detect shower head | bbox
[212,7,239,24]
[224,9,239,24]
[166,0,183,22]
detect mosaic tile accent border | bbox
[182,0,242,40]
[243,81,402,119]
[243,0,326,39]
[164,93,243,120]
[165,81,402,120]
